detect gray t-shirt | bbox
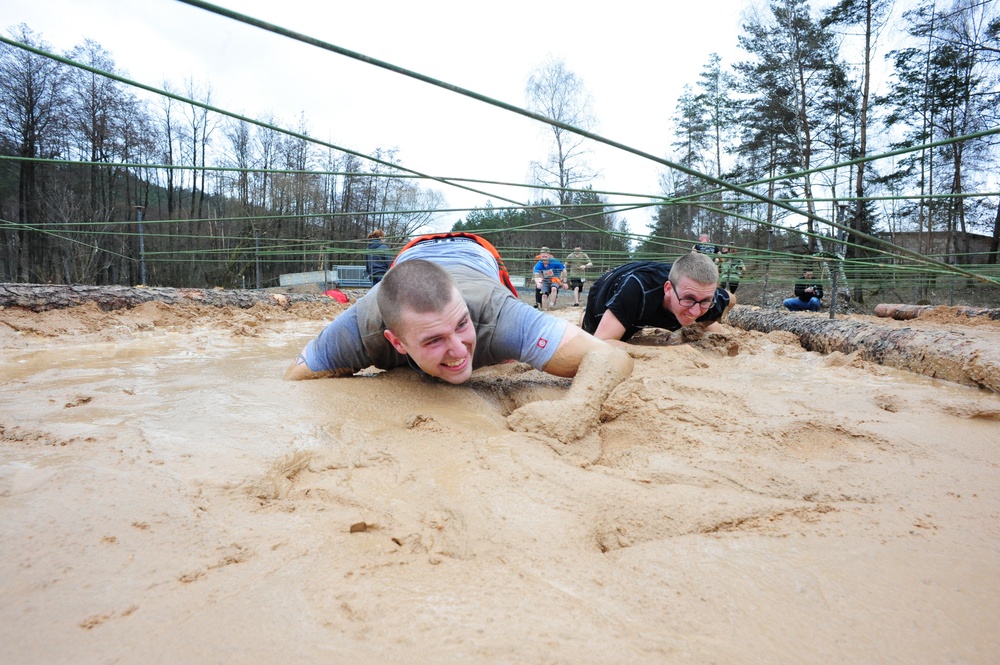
[303,239,568,375]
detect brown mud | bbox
[1,298,999,664]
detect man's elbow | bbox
[610,344,635,376]
[283,352,333,381]
[283,361,315,381]
[593,327,626,344]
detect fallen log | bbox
[873,303,1000,321]
[726,305,1000,394]
[0,283,346,312]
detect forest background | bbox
[1,0,998,307]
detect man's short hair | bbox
[377,259,459,333]
[669,252,719,285]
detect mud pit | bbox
[2,300,999,664]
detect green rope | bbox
[0,154,660,203]
[658,191,1000,205]
[3,23,996,285]
[0,35,568,222]
[666,125,1000,205]
[171,0,998,285]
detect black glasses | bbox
[670,281,716,309]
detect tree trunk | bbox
[873,303,1000,321]
[726,306,1000,394]
[0,283,345,312]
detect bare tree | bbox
[525,56,597,208]
[223,118,253,209]
[183,77,214,220]
[0,25,70,281]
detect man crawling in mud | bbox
[284,233,633,440]
[581,252,734,344]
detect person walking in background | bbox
[533,246,551,308]
[692,233,718,256]
[716,246,746,293]
[783,267,824,312]
[533,253,565,310]
[564,245,593,307]
[365,230,392,285]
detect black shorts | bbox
[569,278,584,290]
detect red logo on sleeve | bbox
[536,337,548,348]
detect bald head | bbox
[377,259,460,333]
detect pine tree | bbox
[735,0,851,252]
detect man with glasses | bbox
[581,252,733,343]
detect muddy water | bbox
[2,319,1000,664]
[2,328,309,474]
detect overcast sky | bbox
[7,0,830,234]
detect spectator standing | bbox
[564,245,593,307]
[533,254,565,310]
[692,233,719,256]
[533,246,551,308]
[716,247,746,293]
[365,230,392,285]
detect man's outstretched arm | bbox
[591,309,628,344]
[703,289,737,332]
[283,344,358,380]
[506,326,634,447]
[541,324,633,388]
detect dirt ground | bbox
[1,294,999,664]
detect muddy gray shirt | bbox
[303,239,568,374]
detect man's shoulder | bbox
[595,261,670,288]
[625,261,672,280]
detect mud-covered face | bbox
[665,277,717,327]
[383,288,477,384]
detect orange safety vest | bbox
[391,232,518,297]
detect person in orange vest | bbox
[533,253,565,310]
[532,246,551,308]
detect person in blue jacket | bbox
[533,254,565,311]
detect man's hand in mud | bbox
[506,398,597,444]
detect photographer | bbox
[783,267,824,312]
